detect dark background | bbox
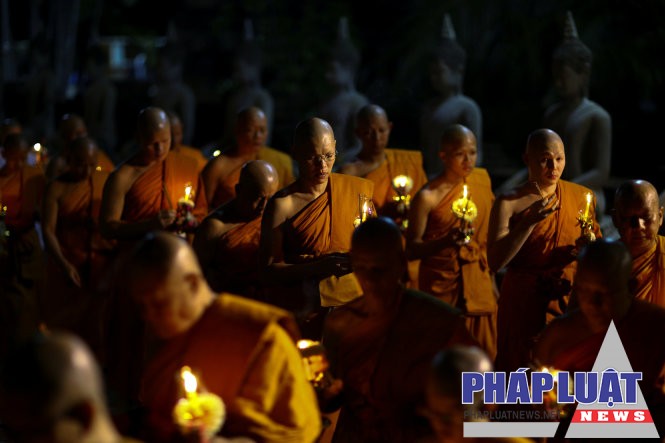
[3,0,665,190]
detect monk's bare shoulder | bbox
[325,298,367,335]
[196,215,227,241]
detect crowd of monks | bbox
[0,100,665,443]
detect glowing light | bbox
[33,143,42,152]
[213,149,221,157]
[181,366,197,395]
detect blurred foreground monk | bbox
[259,117,374,338]
[487,128,601,371]
[612,179,665,307]
[129,232,322,443]
[202,106,294,208]
[0,331,143,443]
[0,133,45,359]
[406,124,497,360]
[41,136,115,353]
[99,107,207,430]
[533,239,665,437]
[45,113,114,180]
[194,160,279,297]
[322,217,477,442]
[168,110,207,172]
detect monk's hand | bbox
[154,209,177,229]
[65,263,82,287]
[522,195,559,226]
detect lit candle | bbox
[463,184,468,200]
[361,199,369,222]
[33,143,42,164]
[583,192,591,219]
[297,339,332,389]
[182,366,198,399]
[173,366,226,441]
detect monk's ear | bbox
[658,207,664,228]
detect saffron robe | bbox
[140,294,322,443]
[270,173,374,320]
[631,235,665,307]
[418,168,497,360]
[175,144,207,173]
[323,289,478,443]
[495,180,602,372]
[209,146,295,208]
[98,149,115,172]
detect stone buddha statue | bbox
[419,14,482,178]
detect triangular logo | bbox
[565,321,659,438]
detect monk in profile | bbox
[45,113,114,180]
[128,232,321,443]
[100,106,207,243]
[0,133,45,358]
[340,104,427,224]
[41,136,115,353]
[259,117,373,337]
[487,128,601,371]
[193,159,279,297]
[202,106,294,208]
[322,217,477,442]
[533,239,665,436]
[612,179,665,306]
[406,124,496,360]
[168,110,207,172]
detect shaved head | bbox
[525,128,563,155]
[293,117,335,158]
[137,106,170,139]
[440,124,476,153]
[429,345,493,397]
[236,106,265,127]
[352,216,404,255]
[613,180,664,257]
[356,104,388,126]
[615,180,660,211]
[239,159,279,192]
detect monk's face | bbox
[439,134,477,180]
[170,117,183,149]
[237,179,279,218]
[525,140,565,187]
[351,241,406,298]
[296,134,336,186]
[61,119,88,143]
[2,147,27,174]
[613,193,663,258]
[139,125,171,163]
[236,112,268,151]
[574,265,625,332]
[356,113,392,154]
[66,145,97,181]
[422,379,465,443]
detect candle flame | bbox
[586,192,591,205]
[181,366,197,394]
[463,184,468,199]
[297,339,316,350]
[184,183,193,201]
[33,143,41,152]
[393,175,408,188]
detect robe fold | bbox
[210,146,295,208]
[495,180,602,371]
[418,168,497,359]
[269,173,374,322]
[323,289,478,443]
[140,294,321,443]
[176,145,208,172]
[631,235,665,307]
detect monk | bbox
[422,346,531,443]
[533,239,665,436]
[322,217,477,442]
[340,104,427,224]
[45,113,115,180]
[100,106,207,243]
[202,106,294,208]
[193,160,279,297]
[406,124,497,360]
[487,128,601,371]
[0,133,45,358]
[41,136,115,354]
[127,232,321,443]
[259,117,374,337]
[612,179,665,307]
[168,110,207,172]
[0,331,143,443]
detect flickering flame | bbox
[297,339,316,350]
[393,175,408,188]
[463,184,468,199]
[584,192,592,219]
[181,366,197,394]
[33,143,42,152]
[184,183,193,201]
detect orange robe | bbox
[175,144,208,173]
[204,214,262,297]
[323,289,478,443]
[418,168,497,360]
[98,150,115,172]
[209,146,295,208]
[43,170,116,346]
[270,173,374,324]
[495,180,602,371]
[140,294,322,443]
[631,235,665,307]
[363,148,427,218]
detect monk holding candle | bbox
[193,159,280,297]
[406,124,497,360]
[202,106,294,209]
[259,117,374,338]
[488,128,601,371]
[612,179,665,307]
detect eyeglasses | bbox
[304,151,337,164]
